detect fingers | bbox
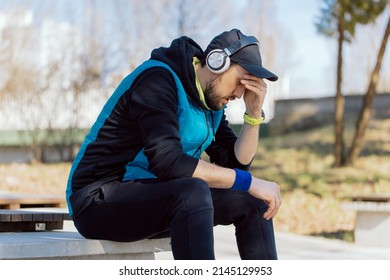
[243,82,265,96]
[263,199,275,220]
[242,74,266,87]
[241,76,267,114]
[241,77,266,94]
[261,182,282,220]
[249,179,282,220]
[263,191,282,220]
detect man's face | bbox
[204,64,248,111]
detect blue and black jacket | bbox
[66,37,249,216]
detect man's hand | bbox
[248,177,282,220]
[241,74,267,118]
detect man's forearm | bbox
[233,122,260,165]
[192,159,236,188]
[192,121,260,187]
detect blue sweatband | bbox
[231,168,252,192]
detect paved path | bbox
[156,225,390,260]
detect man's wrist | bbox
[231,168,252,191]
[243,110,265,126]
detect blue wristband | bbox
[231,168,252,192]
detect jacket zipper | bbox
[192,110,214,157]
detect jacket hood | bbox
[150,36,206,109]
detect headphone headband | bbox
[224,36,259,57]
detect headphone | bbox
[206,36,259,74]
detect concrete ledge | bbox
[343,195,390,247]
[343,201,390,212]
[0,221,171,260]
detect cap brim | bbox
[240,63,278,81]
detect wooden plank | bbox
[0,209,68,232]
[2,203,20,210]
[351,194,390,203]
[0,210,70,222]
[21,212,33,221]
[0,194,66,209]
[10,212,22,222]
[32,213,43,221]
[0,212,11,222]
[53,213,63,221]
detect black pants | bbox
[70,177,277,260]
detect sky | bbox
[275,0,334,98]
[274,0,390,98]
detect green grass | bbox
[0,129,88,146]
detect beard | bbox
[203,79,223,111]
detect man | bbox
[66,29,281,260]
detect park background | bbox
[0,0,389,245]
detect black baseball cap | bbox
[205,29,278,81]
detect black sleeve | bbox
[128,67,199,179]
[205,112,251,171]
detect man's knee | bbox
[212,189,269,224]
[225,191,267,211]
[174,178,213,214]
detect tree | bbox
[0,6,105,162]
[347,15,390,165]
[0,9,47,161]
[175,0,220,38]
[316,0,388,167]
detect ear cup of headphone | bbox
[206,49,231,74]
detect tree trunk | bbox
[334,17,346,167]
[346,16,390,165]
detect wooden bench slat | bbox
[0,210,70,221]
[53,213,63,221]
[0,209,70,232]
[21,212,33,221]
[351,194,390,203]
[0,194,66,209]
[0,212,11,222]
[10,213,22,222]
[32,213,43,221]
